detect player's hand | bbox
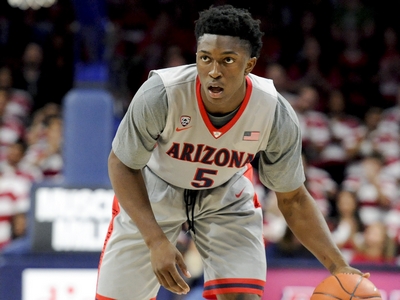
[149,238,192,295]
[331,265,370,278]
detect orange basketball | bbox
[311,273,382,299]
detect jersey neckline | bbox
[196,76,253,139]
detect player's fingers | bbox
[154,272,168,290]
[156,272,178,294]
[163,271,189,294]
[362,272,371,278]
[169,267,190,293]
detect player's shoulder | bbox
[248,73,277,100]
[149,64,197,86]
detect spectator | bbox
[351,221,397,265]
[320,89,364,183]
[329,189,364,263]
[22,108,63,179]
[0,87,25,162]
[303,152,338,218]
[0,65,33,124]
[0,140,33,250]
[13,42,45,102]
[0,138,42,182]
[372,87,400,165]
[342,152,398,226]
[345,106,398,164]
[262,191,287,247]
[263,164,335,257]
[292,84,331,166]
[384,201,400,264]
[379,85,400,138]
[262,184,317,259]
[267,226,316,260]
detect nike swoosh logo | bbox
[235,187,245,198]
[176,126,192,132]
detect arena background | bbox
[0,0,400,299]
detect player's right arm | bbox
[108,151,191,294]
[109,73,190,294]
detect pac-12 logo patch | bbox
[180,115,191,127]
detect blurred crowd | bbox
[0,0,399,293]
[0,0,74,250]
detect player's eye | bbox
[200,56,210,62]
[224,57,234,64]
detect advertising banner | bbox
[31,185,114,252]
[22,269,97,300]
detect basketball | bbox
[311,273,382,299]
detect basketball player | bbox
[96,5,368,300]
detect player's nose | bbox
[209,61,222,78]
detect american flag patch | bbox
[243,131,260,141]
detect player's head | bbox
[194,5,263,58]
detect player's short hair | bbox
[194,5,264,58]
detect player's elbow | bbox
[275,185,309,214]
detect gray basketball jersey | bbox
[147,65,277,189]
[113,64,305,193]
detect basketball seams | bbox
[350,275,363,299]
[333,274,363,298]
[311,273,382,300]
[312,292,342,299]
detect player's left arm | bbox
[260,92,368,276]
[275,185,370,277]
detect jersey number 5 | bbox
[191,168,218,188]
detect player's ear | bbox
[245,57,257,75]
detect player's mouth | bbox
[208,84,224,98]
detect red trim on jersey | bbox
[95,293,116,300]
[196,76,253,139]
[243,163,261,208]
[203,278,265,299]
[242,163,264,247]
[96,196,121,293]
